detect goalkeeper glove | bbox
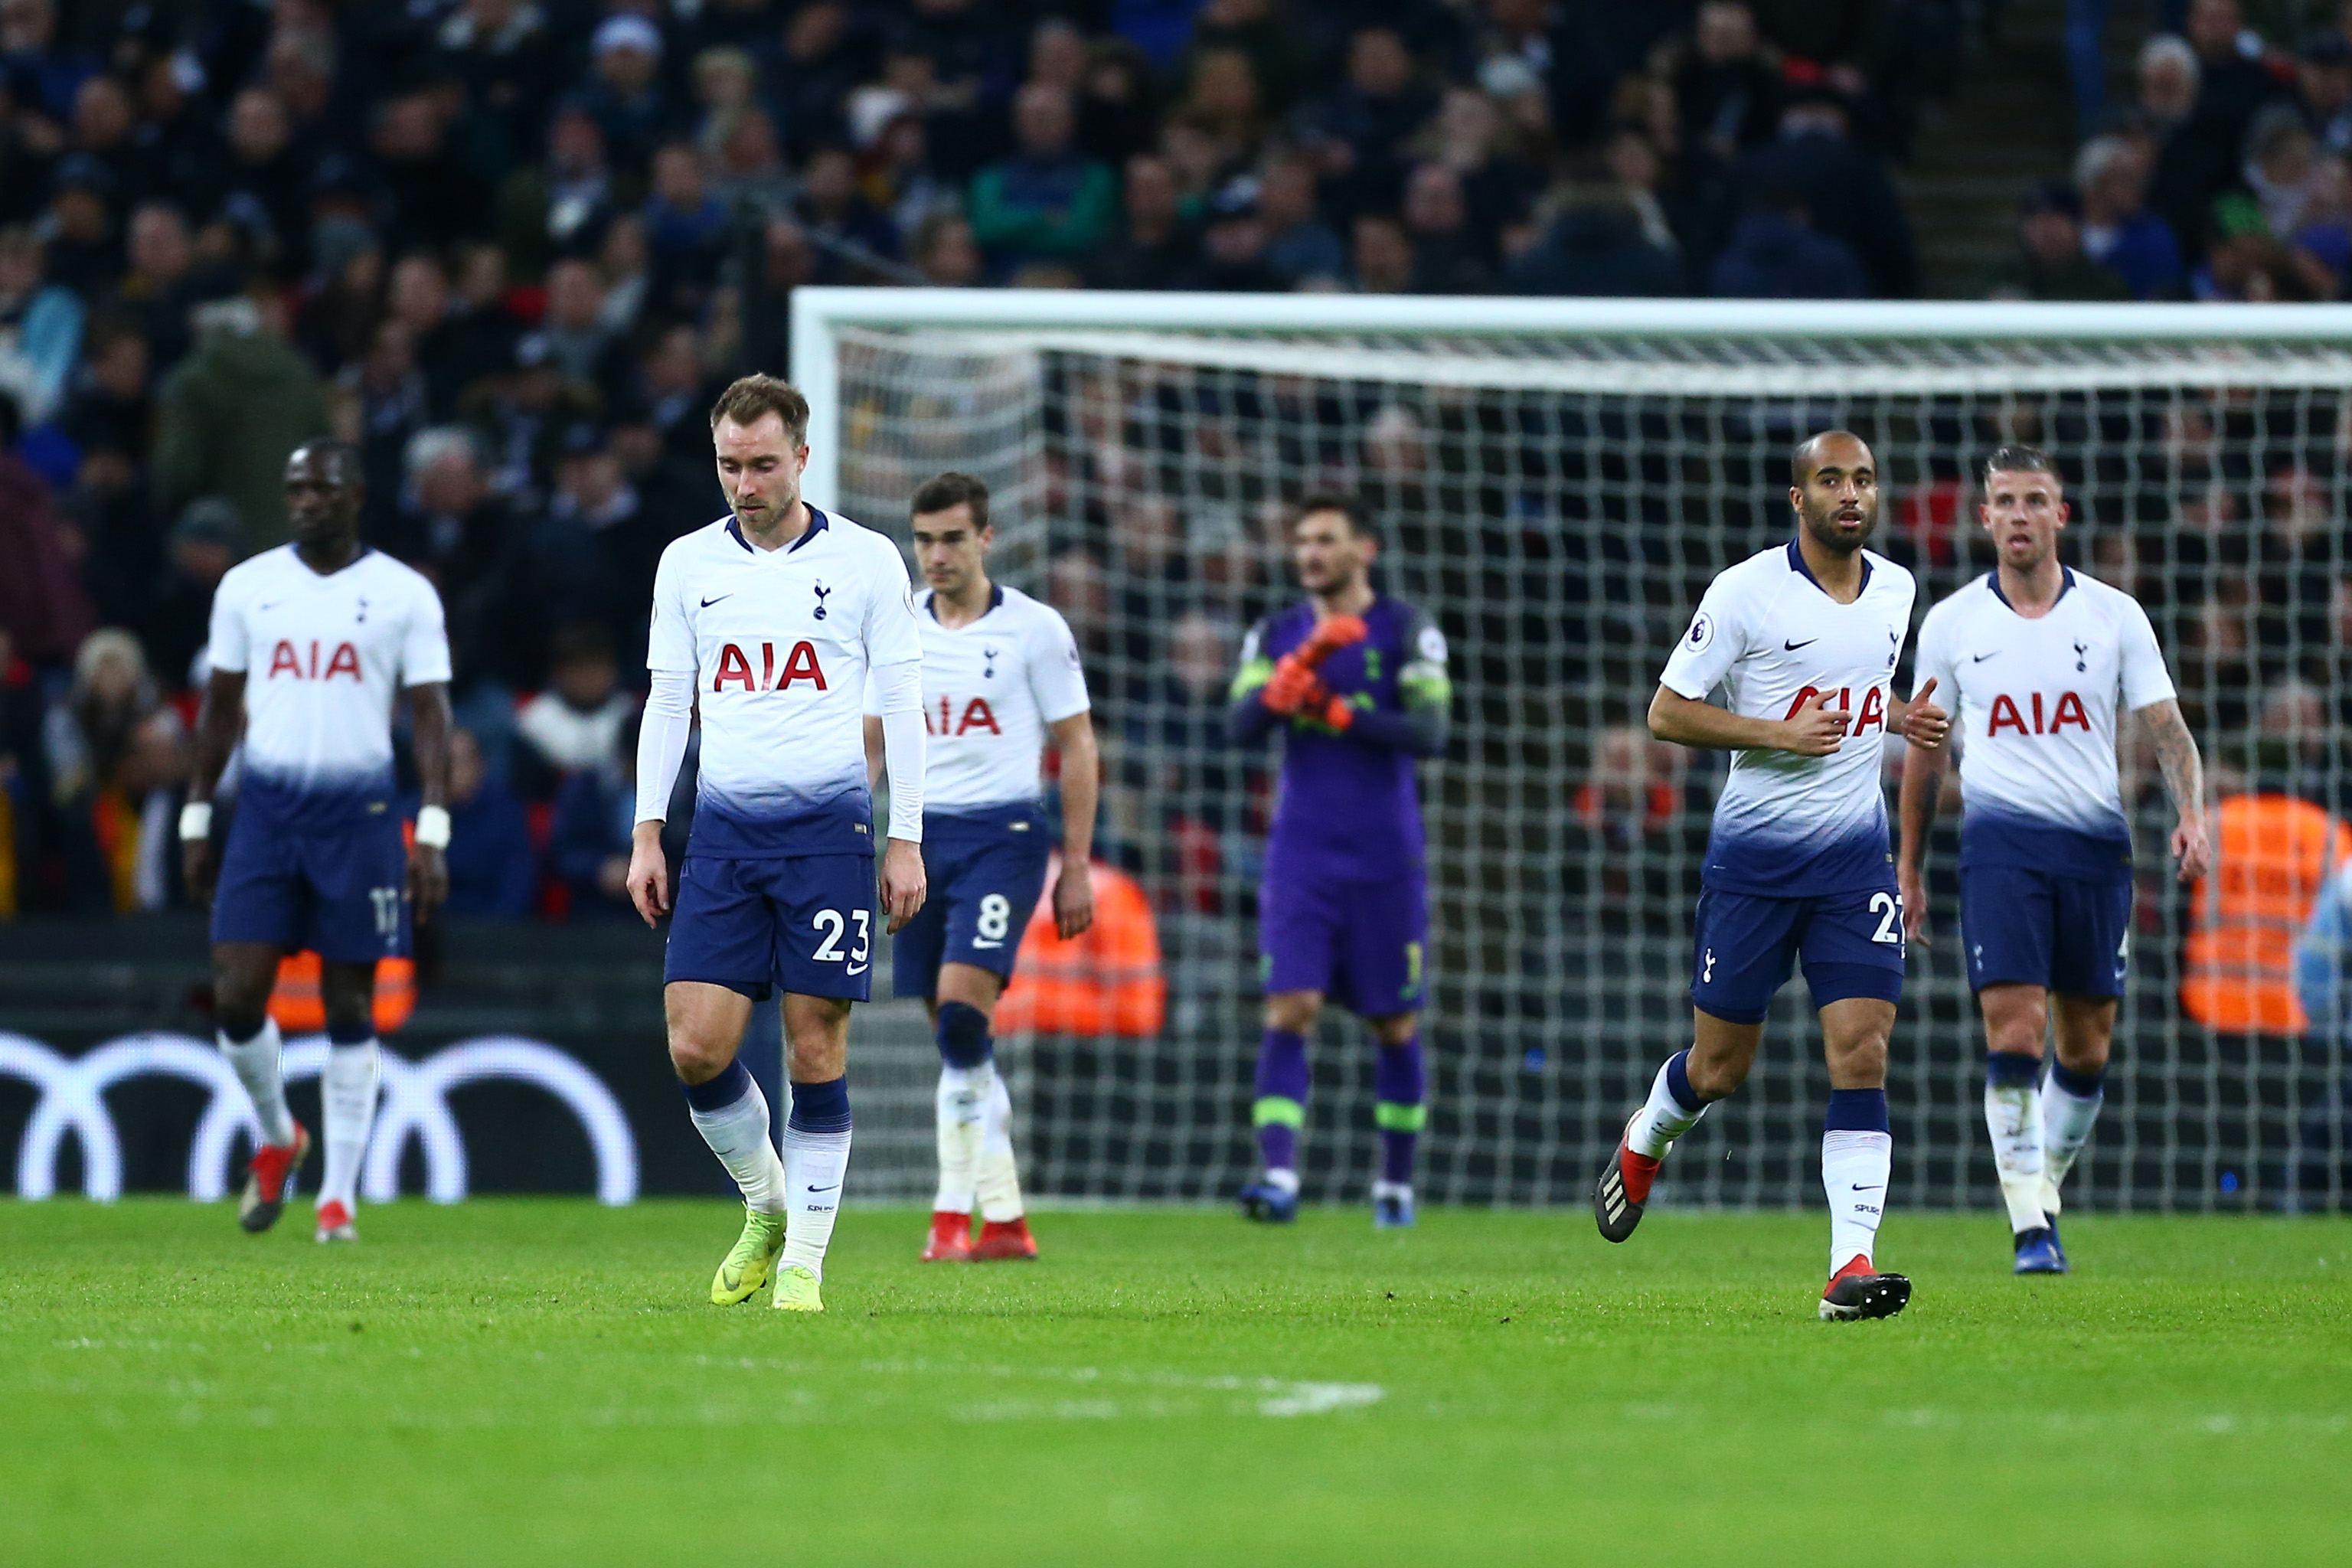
[1298,613,1369,668]
[1262,654,1324,716]
[1308,690,1355,732]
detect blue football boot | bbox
[2013,1225,2068,1275]
[1372,1189,1416,1229]
[1237,1179,1298,1223]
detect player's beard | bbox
[1802,499,1877,557]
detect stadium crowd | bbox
[0,0,2349,929]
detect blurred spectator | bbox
[1086,153,1201,289]
[139,498,240,691]
[1311,26,1436,215]
[643,139,730,302]
[1508,187,1684,297]
[1187,0,1307,118]
[514,621,635,802]
[0,223,82,422]
[1078,37,1161,168]
[496,106,616,276]
[1349,211,1416,295]
[1672,1,1782,162]
[1191,179,1284,292]
[207,89,312,271]
[913,212,985,286]
[535,258,628,396]
[547,712,652,919]
[0,390,96,665]
[795,144,902,275]
[437,725,534,919]
[2245,104,2324,236]
[2077,135,2186,299]
[152,290,331,555]
[969,83,1117,270]
[41,626,185,913]
[573,15,674,178]
[1574,724,1689,844]
[1401,162,1491,292]
[1711,186,1870,299]
[1985,185,2132,301]
[1256,152,1343,288]
[1723,93,1916,298]
[371,90,492,256]
[43,152,121,296]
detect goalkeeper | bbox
[1227,495,1452,1228]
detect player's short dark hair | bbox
[1789,430,1870,485]
[708,374,809,446]
[1290,493,1368,535]
[911,471,990,530]
[1982,443,2061,487]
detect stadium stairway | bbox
[1903,0,2163,297]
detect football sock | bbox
[1374,1037,1426,1187]
[2040,1060,2106,1215]
[1253,1027,1309,1177]
[681,1057,787,1213]
[975,1070,1024,1223]
[933,1063,990,1215]
[1822,1088,1893,1276]
[318,1032,381,1212]
[782,1076,851,1279]
[1627,1049,1711,1160]
[935,1000,993,1069]
[219,1017,296,1148]
[1983,1050,2048,1234]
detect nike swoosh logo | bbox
[807,1184,840,1193]
[1971,652,1998,662]
[701,595,732,608]
[845,962,869,975]
[1783,638,1818,651]
[1851,1184,1885,1191]
[258,602,283,611]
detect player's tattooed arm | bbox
[1896,733,1952,945]
[181,668,247,906]
[2140,698,2213,882]
[406,681,454,919]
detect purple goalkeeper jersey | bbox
[1227,596,1452,882]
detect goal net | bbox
[795,291,2352,1215]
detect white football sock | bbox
[933,1063,989,1214]
[1370,1179,1412,1202]
[2040,1073,2105,1216]
[975,1072,1024,1223]
[1263,1167,1301,1197]
[1627,1051,1707,1159]
[689,1078,787,1213]
[318,1040,381,1211]
[780,1125,851,1279]
[220,1018,296,1148]
[1984,1078,2048,1234]
[1822,1129,1893,1275]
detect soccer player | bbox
[1594,430,1950,1321]
[183,441,453,1243]
[627,374,927,1315]
[1228,495,1452,1229]
[1899,445,2210,1275]
[861,472,1099,1265]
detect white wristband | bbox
[414,805,452,850]
[178,802,213,841]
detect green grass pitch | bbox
[4,1200,2347,1566]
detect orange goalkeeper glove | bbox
[1298,613,1368,668]
[1263,654,1324,716]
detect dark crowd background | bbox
[1,0,2349,928]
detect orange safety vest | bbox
[268,950,417,1034]
[2180,793,2350,1034]
[996,855,1166,1038]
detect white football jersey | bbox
[1913,567,2174,874]
[862,583,1090,814]
[206,545,451,812]
[648,507,923,857]
[1660,540,1917,896]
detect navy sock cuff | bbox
[1664,1050,1708,1114]
[935,1001,994,1069]
[220,1017,268,1046]
[681,1057,753,1114]
[788,1075,852,1134]
[1825,1087,1890,1134]
[1985,1050,2041,1089]
[2050,1061,2106,1099]
[326,1021,375,1047]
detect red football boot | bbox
[315,1198,358,1243]
[972,1217,1039,1261]
[1818,1255,1913,1321]
[238,1123,311,1233]
[920,1210,975,1262]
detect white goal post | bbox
[794,288,2352,1214]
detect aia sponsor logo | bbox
[710,641,828,692]
[1781,683,1888,735]
[928,695,1001,736]
[266,640,363,681]
[1986,691,2092,737]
